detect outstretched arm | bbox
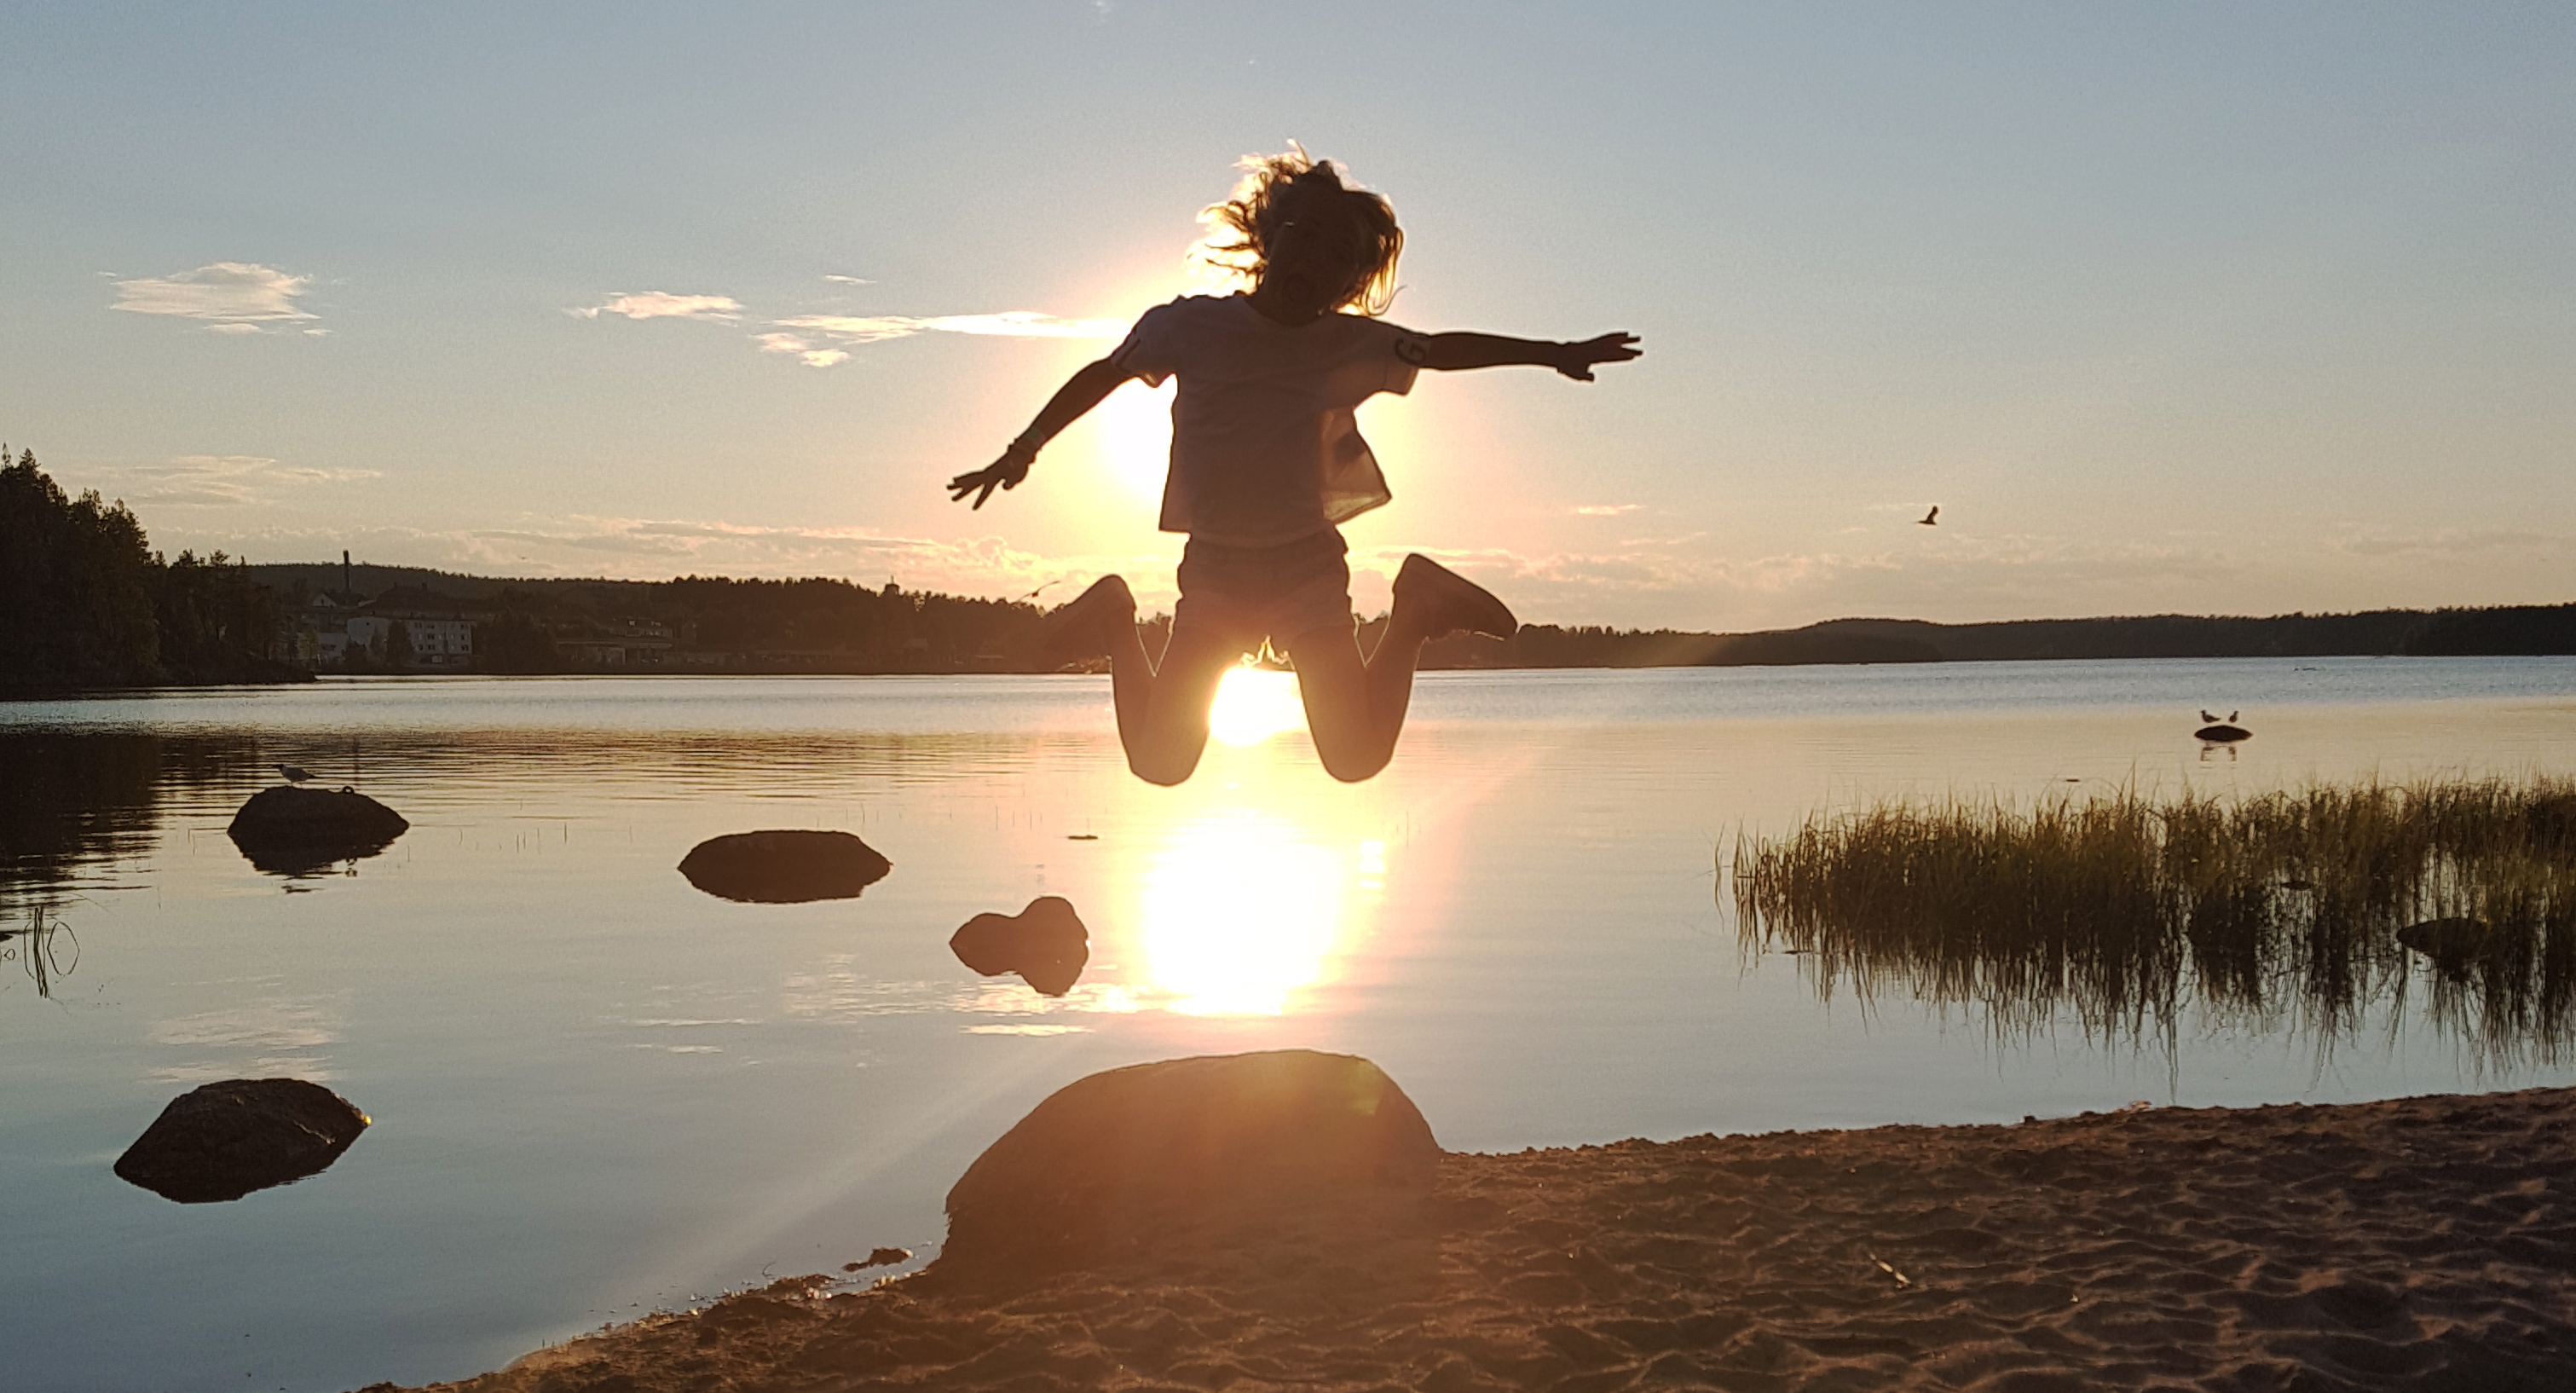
[1420,331,1640,381]
[948,356,1134,508]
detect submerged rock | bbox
[679,829,891,904]
[226,785,408,875]
[942,1049,1441,1273]
[949,896,1089,997]
[2195,723,2252,743]
[2396,917,2488,979]
[114,1078,370,1204]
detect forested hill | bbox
[1416,603,2576,668]
[249,561,2576,669]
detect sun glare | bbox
[1208,662,1305,745]
[1093,377,1175,500]
[1136,812,1353,1015]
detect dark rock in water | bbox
[942,1049,1441,1274]
[950,896,1089,997]
[2195,723,2252,743]
[226,785,408,875]
[2396,917,2487,978]
[114,1078,369,1204]
[679,829,891,904]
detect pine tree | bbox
[0,446,160,688]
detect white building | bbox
[334,613,476,669]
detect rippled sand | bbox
[384,1087,2575,1392]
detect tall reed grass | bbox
[1730,777,2576,1063]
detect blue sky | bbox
[4,3,2569,628]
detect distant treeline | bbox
[276,558,2576,676]
[9,443,2573,690]
[1414,605,2576,670]
[1,448,305,692]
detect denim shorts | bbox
[1171,529,1354,653]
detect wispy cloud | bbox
[2336,529,2560,558]
[771,310,1130,349]
[571,292,743,321]
[435,514,1168,601]
[1573,504,1641,517]
[754,332,849,368]
[1342,531,2288,631]
[567,287,1122,367]
[103,454,378,507]
[821,275,874,285]
[112,263,317,332]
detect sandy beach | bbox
[384,1085,2575,1392]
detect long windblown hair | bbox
[1198,146,1404,316]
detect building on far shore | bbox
[294,582,480,672]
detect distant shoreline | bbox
[9,648,2576,700]
[232,560,2576,680]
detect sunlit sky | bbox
[4,3,2568,631]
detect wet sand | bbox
[384,1087,2575,1392]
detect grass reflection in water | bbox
[1733,777,2576,1064]
[2,903,78,998]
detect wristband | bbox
[1008,432,1045,458]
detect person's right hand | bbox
[948,445,1035,508]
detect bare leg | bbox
[1286,554,1514,783]
[1284,623,1412,783]
[1048,575,1246,786]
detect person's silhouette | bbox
[950,148,1639,784]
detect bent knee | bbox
[1316,746,1392,783]
[1126,749,1203,787]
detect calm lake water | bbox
[8,658,2576,1391]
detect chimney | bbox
[343,549,351,598]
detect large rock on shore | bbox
[113,1078,370,1204]
[942,1050,1440,1274]
[226,785,409,875]
[679,830,891,904]
[949,896,1089,997]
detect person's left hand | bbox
[1554,332,1642,381]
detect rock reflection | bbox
[113,1078,369,1204]
[950,896,1090,997]
[1735,777,2576,1066]
[226,784,411,876]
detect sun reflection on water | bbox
[1133,810,1371,1015]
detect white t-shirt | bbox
[1110,294,1425,547]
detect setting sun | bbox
[1208,661,1306,745]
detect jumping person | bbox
[949,148,1639,785]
